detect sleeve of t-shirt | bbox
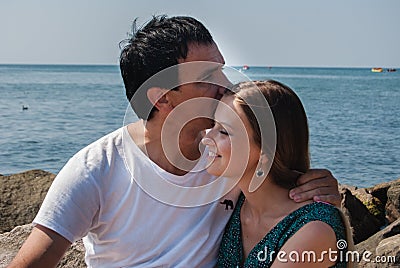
[33,150,101,243]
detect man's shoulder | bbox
[78,127,125,155]
[63,127,126,175]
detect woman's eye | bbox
[211,121,229,135]
[219,129,229,136]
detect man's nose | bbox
[212,70,233,96]
[215,71,233,94]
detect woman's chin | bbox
[206,168,240,180]
[205,167,221,177]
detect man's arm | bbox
[289,169,341,206]
[8,225,71,268]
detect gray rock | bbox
[0,224,86,268]
[367,180,397,206]
[0,170,55,233]
[386,182,400,223]
[356,219,400,267]
[2,170,400,266]
[341,188,382,243]
[375,234,400,267]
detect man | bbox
[9,16,340,267]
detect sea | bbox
[0,64,399,188]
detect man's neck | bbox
[127,119,203,176]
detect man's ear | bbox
[147,87,172,112]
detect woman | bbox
[202,80,353,267]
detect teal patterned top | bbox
[217,193,347,267]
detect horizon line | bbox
[0,63,398,69]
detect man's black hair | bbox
[119,15,214,120]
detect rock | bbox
[340,187,383,243]
[0,170,55,233]
[0,224,31,267]
[356,218,400,267]
[1,169,400,266]
[367,179,398,205]
[375,234,400,267]
[352,187,386,226]
[356,218,400,254]
[366,178,400,224]
[0,224,86,268]
[355,235,400,267]
[386,182,400,223]
[0,169,86,267]
[340,184,358,192]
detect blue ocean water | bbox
[0,64,399,188]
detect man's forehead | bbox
[177,61,224,83]
[215,96,235,118]
[179,42,224,64]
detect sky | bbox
[1,0,399,68]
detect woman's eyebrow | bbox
[214,120,234,130]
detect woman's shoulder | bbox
[271,203,342,267]
[275,220,338,267]
[291,201,343,225]
[281,201,346,245]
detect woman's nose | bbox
[201,136,214,146]
[201,127,218,148]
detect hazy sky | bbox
[1,0,399,67]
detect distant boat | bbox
[387,68,397,72]
[242,65,249,71]
[371,68,383,73]
[22,105,29,110]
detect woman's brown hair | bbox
[228,81,355,267]
[228,80,310,189]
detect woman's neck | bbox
[238,175,311,221]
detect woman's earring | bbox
[256,168,264,177]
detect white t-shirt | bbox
[33,126,239,267]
